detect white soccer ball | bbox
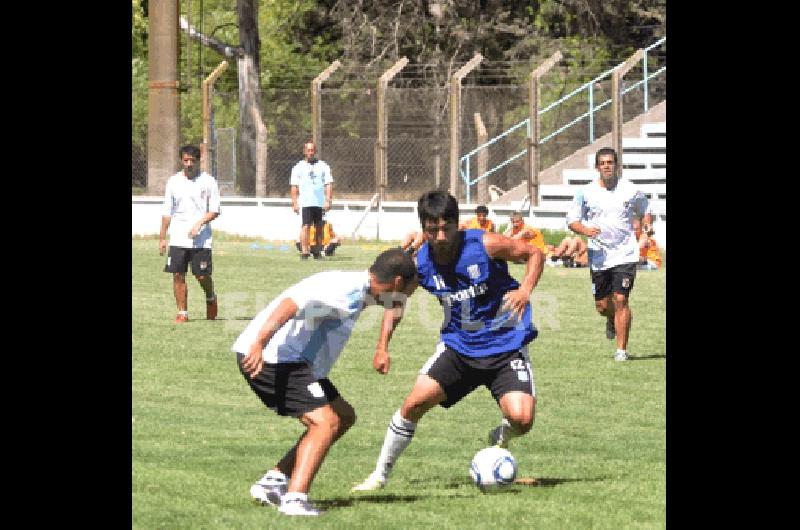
[470,446,517,491]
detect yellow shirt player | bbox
[458,205,495,232]
[295,221,343,256]
[503,212,546,252]
[633,217,661,270]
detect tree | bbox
[179,0,261,195]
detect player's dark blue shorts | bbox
[301,206,324,227]
[420,343,535,408]
[236,353,340,417]
[590,262,637,300]
[164,246,213,276]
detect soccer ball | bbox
[469,446,517,490]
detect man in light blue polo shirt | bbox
[290,140,333,260]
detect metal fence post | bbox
[450,53,482,201]
[612,49,644,168]
[528,51,561,209]
[202,61,229,173]
[311,60,342,154]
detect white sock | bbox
[282,492,307,503]
[616,348,626,355]
[374,410,417,479]
[260,469,288,485]
[177,310,188,317]
[493,417,524,445]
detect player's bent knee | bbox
[337,408,356,433]
[506,411,534,434]
[512,413,535,433]
[315,416,340,441]
[501,394,535,433]
[400,396,439,422]
[400,400,426,421]
[612,293,629,307]
[304,408,342,439]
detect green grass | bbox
[133,237,665,529]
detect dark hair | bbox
[369,248,418,283]
[417,191,459,226]
[510,211,524,220]
[595,147,618,165]
[476,205,489,215]
[180,144,201,159]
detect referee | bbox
[290,140,333,259]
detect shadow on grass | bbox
[315,493,426,509]
[515,476,608,487]
[440,476,609,489]
[629,354,666,360]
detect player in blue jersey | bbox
[353,190,544,491]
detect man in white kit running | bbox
[159,144,221,323]
[233,248,418,516]
[566,147,653,361]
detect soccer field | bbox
[132,237,666,529]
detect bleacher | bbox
[485,121,666,246]
[535,121,666,240]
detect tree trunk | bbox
[147,0,181,196]
[236,0,261,196]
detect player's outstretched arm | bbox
[483,232,544,320]
[373,307,403,375]
[242,297,299,378]
[372,272,418,375]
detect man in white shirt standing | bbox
[159,145,221,323]
[290,140,333,260]
[566,147,652,361]
[234,247,418,516]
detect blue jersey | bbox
[416,229,537,358]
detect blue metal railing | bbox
[461,36,666,204]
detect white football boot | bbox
[249,471,288,507]
[278,497,322,516]
[351,472,386,492]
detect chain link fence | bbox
[214,127,236,196]
[132,56,666,201]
